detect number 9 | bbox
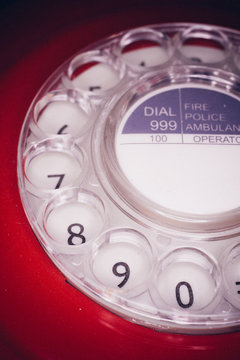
[112,262,130,288]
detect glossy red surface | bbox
[1,1,240,359]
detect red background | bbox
[1,1,240,359]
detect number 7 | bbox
[47,174,65,189]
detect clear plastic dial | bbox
[18,23,240,334]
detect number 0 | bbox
[175,281,194,308]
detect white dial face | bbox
[116,85,240,215]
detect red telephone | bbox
[1,1,240,359]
